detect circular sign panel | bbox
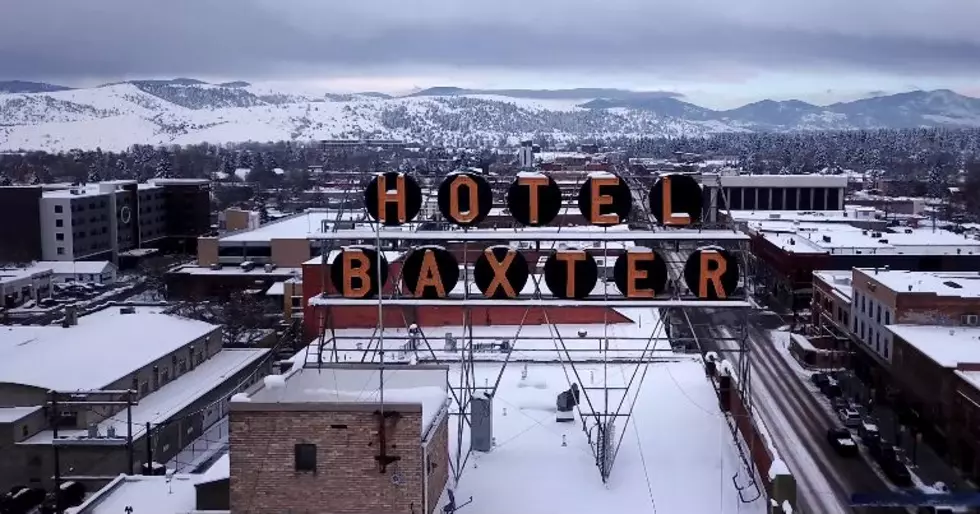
[364,172,423,226]
[612,247,668,298]
[473,245,530,299]
[330,246,390,299]
[437,173,493,227]
[506,173,563,227]
[543,250,599,300]
[119,205,132,225]
[649,173,703,227]
[683,246,739,300]
[401,246,460,299]
[577,173,632,226]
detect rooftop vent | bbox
[822,235,831,243]
[119,306,136,315]
[905,229,914,234]
[871,232,883,238]
[879,239,889,244]
[944,281,963,289]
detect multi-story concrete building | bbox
[0,304,271,490]
[0,179,211,264]
[701,173,849,223]
[229,364,450,514]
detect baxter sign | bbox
[327,171,740,301]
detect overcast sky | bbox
[2,0,979,108]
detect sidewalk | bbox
[836,370,972,492]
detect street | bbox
[674,306,908,514]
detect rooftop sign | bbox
[326,172,741,302]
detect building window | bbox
[295,443,317,472]
[56,233,64,241]
[885,311,891,325]
[55,219,64,227]
[876,305,881,324]
[54,205,63,213]
[140,381,149,396]
[57,247,65,255]
[883,340,890,359]
[22,425,28,438]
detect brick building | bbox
[883,325,980,480]
[753,223,980,310]
[229,364,450,514]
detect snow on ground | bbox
[448,359,768,514]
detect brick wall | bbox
[230,405,429,514]
[423,414,449,514]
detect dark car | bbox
[827,428,858,456]
[811,373,829,389]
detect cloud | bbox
[2,0,980,85]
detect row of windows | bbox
[852,290,893,359]
[720,186,842,211]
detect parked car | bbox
[822,378,842,398]
[858,420,880,440]
[811,373,829,389]
[838,408,862,428]
[827,428,858,456]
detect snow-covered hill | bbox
[1,80,979,152]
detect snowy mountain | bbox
[1,80,979,152]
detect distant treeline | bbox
[1,128,980,188]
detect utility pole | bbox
[44,388,139,502]
[144,422,153,475]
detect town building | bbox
[0,304,271,490]
[0,267,52,308]
[0,179,211,264]
[753,223,980,310]
[700,173,848,223]
[883,325,980,481]
[810,268,980,482]
[229,364,450,514]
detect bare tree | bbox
[138,254,183,301]
[173,292,271,346]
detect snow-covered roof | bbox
[728,209,879,224]
[198,453,230,484]
[885,325,980,368]
[0,305,219,391]
[447,359,761,514]
[173,265,300,277]
[302,250,404,266]
[0,406,41,423]
[21,348,268,445]
[759,226,980,256]
[264,281,286,296]
[242,365,449,434]
[220,210,363,243]
[65,474,208,514]
[813,270,853,301]
[21,260,115,276]
[857,269,980,298]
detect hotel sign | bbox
[331,172,740,301]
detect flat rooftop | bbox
[65,473,216,514]
[727,208,879,224]
[21,347,269,444]
[172,264,301,277]
[858,269,980,298]
[240,365,449,433]
[219,210,366,243]
[0,305,219,391]
[759,226,980,256]
[451,359,767,514]
[886,325,980,368]
[813,270,853,301]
